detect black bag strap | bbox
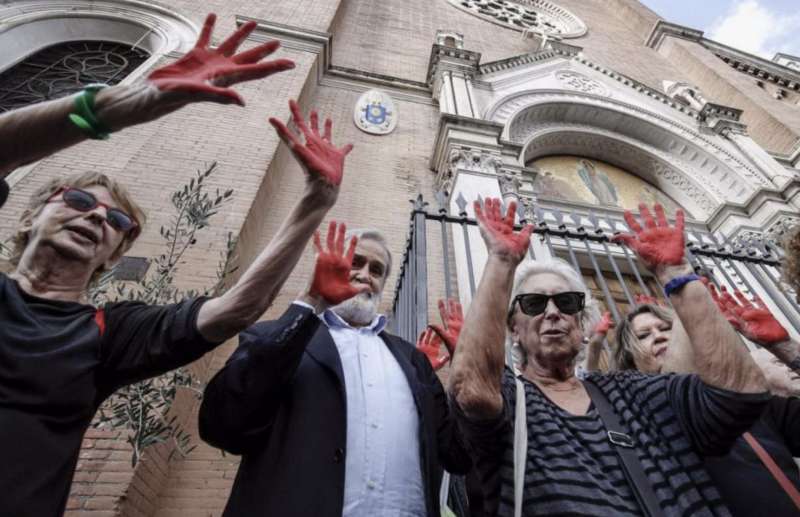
[583,379,665,517]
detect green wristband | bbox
[68,84,111,140]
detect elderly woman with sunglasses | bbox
[0,15,362,517]
[449,198,770,517]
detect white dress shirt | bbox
[295,302,426,516]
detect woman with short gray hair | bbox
[449,198,769,516]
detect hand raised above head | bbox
[708,284,789,346]
[148,14,295,106]
[474,198,533,264]
[429,298,463,356]
[309,221,367,305]
[612,203,686,275]
[269,100,353,201]
[417,328,450,371]
[592,311,615,337]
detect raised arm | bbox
[710,285,800,375]
[448,198,533,419]
[0,13,294,177]
[196,101,354,342]
[613,203,766,393]
[584,311,613,372]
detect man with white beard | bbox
[199,223,470,517]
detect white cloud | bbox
[707,0,800,59]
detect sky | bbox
[640,0,800,60]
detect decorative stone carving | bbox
[436,30,464,49]
[445,0,587,39]
[448,148,502,174]
[498,173,522,197]
[766,216,800,243]
[555,70,609,97]
[662,80,708,111]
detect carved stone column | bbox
[427,35,481,118]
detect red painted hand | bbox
[634,293,661,306]
[612,203,686,272]
[148,14,295,106]
[269,100,354,191]
[429,298,463,356]
[310,221,367,305]
[474,198,533,264]
[417,328,450,371]
[708,284,789,346]
[592,311,615,337]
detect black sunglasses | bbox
[51,187,138,233]
[511,292,585,317]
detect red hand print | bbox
[592,311,615,337]
[148,14,295,106]
[417,328,450,371]
[310,221,367,305]
[269,100,353,187]
[429,298,464,356]
[612,203,686,270]
[708,284,789,346]
[474,198,533,263]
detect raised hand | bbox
[148,14,295,106]
[708,284,789,346]
[592,311,615,337]
[474,198,533,264]
[309,221,367,305]
[429,298,464,356]
[417,328,450,370]
[269,100,354,199]
[612,203,686,274]
[634,293,659,305]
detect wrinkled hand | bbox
[613,203,686,274]
[270,100,353,198]
[474,198,533,264]
[310,221,367,305]
[148,14,295,106]
[417,328,450,370]
[708,284,789,346]
[429,298,463,356]
[592,311,614,337]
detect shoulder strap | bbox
[513,377,527,517]
[742,432,800,510]
[583,379,665,517]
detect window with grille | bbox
[0,41,149,113]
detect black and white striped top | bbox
[455,368,769,516]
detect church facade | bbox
[1,0,800,515]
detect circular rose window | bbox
[447,0,587,38]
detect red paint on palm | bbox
[593,311,614,336]
[634,293,659,305]
[310,221,365,304]
[474,198,533,262]
[148,14,295,106]
[417,328,450,370]
[429,298,463,356]
[612,203,686,269]
[269,100,353,186]
[709,284,789,345]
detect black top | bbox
[704,396,800,517]
[455,368,769,516]
[0,273,218,517]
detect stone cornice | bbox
[645,19,800,91]
[426,44,481,86]
[478,43,580,75]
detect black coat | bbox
[199,304,471,517]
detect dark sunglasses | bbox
[511,292,585,317]
[51,187,138,234]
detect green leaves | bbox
[90,161,237,466]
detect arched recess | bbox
[0,0,198,80]
[486,89,774,221]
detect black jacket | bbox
[199,304,471,517]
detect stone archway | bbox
[485,89,774,221]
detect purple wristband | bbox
[663,274,700,297]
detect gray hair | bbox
[508,257,601,367]
[345,228,392,280]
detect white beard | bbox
[332,291,380,327]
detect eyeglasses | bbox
[50,187,138,234]
[511,292,585,317]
